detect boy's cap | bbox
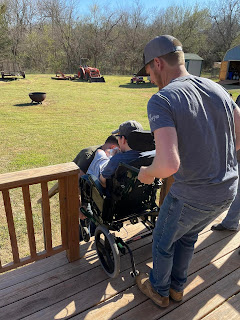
[137,35,183,76]
[112,120,143,138]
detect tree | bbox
[0,3,10,59]
[151,5,211,55]
[208,0,240,61]
[4,0,36,60]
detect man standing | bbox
[136,35,240,307]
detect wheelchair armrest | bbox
[87,174,106,213]
[80,174,105,205]
[88,174,105,197]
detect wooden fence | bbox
[0,162,80,273]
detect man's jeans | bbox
[150,192,232,297]
[222,163,240,230]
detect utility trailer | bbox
[0,60,25,79]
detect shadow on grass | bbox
[221,84,240,90]
[71,79,87,82]
[14,102,41,107]
[0,77,18,82]
[119,82,156,89]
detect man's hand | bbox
[105,147,120,158]
[138,166,155,184]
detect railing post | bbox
[65,173,80,262]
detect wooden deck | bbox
[0,212,239,320]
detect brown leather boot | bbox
[136,273,169,308]
[169,287,183,301]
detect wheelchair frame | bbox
[80,162,162,278]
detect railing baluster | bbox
[41,182,53,253]
[58,178,68,248]
[22,185,37,258]
[2,190,20,264]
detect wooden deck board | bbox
[0,213,239,320]
[203,292,240,320]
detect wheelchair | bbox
[79,131,163,278]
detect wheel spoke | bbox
[96,239,105,254]
[105,251,114,272]
[95,225,120,278]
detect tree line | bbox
[0,0,239,75]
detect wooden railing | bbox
[0,162,80,273]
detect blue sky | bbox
[74,0,209,17]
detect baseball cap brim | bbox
[112,128,120,135]
[137,66,148,77]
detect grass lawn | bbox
[0,73,239,266]
[0,74,157,174]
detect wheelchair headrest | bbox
[127,130,155,151]
[129,150,155,168]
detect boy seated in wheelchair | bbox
[79,120,158,238]
[86,120,148,185]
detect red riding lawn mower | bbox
[77,59,105,82]
[131,74,145,84]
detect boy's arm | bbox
[99,174,106,188]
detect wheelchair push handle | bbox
[119,162,162,188]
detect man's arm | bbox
[138,127,180,184]
[234,106,240,150]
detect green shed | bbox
[184,53,203,77]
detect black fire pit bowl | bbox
[29,92,46,104]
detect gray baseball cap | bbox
[112,120,143,138]
[137,35,183,76]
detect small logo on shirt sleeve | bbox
[149,114,159,122]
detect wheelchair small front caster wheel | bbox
[130,217,138,224]
[95,225,120,278]
[130,269,140,278]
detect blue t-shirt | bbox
[148,75,238,205]
[102,150,142,179]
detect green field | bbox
[0,74,239,266]
[0,74,158,174]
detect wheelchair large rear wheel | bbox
[95,225,120,278]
